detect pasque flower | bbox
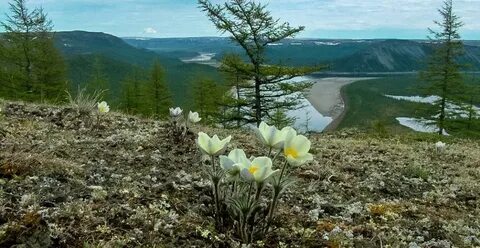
[97,101,110,113]
[169,107,183,118]
[219,149,250,175]
[197,132,232,156]
[255,122,297,149]
[283,134,313,166]
[188,111,201,123]
[435,141,446,152]
[240,157,278,183]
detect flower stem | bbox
[264,161,288,233]
[278,161,288,183]
[255,182,264,201]
[210,155,221,227]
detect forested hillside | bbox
[54,31,223,105]
[125,37,480,72]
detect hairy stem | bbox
[255,182,264,201]
[211,155,221,226]
[264,161,289,233]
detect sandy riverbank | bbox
[305,77,375,119]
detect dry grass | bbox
[0,102,478,247]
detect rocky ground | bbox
[0,101,479,248]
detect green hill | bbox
[54,31,223,105]
[125,37,480,72]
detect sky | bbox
[0,0,479,39]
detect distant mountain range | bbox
[46,31,480,104]
[124,37,480,72]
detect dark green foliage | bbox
[142,60,172,118]
[189,75,225,124]
[268,108,295,130]
[119,67,146,115]
[86,56,109,97]
[55,31,222,107]
[199,0,323,125]
[0,0,67,103]
[218,54,255,127]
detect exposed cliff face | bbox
[332,40,480,72]
[123,36,480,72]
[0,101,479,247]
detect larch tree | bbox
[420,0,466,135]
[119,67,145,115]
[199,0,323,125]
[190,75,224,124]
[218,53,254,127]
[86,56,109,97]
[463,76,480,130]
[0,0,67,102]
[143,60,172,118]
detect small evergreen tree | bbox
[420,0,466,135]
[0,0,67,102]
[119,67,145,115]
[190,75,224,124]
[199,0,324,125]
[269,108,295,130]
[218,54,255,127]
[463,77,480,130]
[33,32,67,102]
[86,56,109,97]
[143,60,172,118]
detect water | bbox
[396,117,449,135]
[289,76,333,132]
[386,94,479,134]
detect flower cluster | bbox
[196,122,313,243]
[169,107,201,124]
[169,107,201,139]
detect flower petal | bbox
[219,156,235,170]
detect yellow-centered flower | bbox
[219,149,250,175]
[240,157,278,182]
[283,134,313,166]
[196,132,232,156]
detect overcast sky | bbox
[1,0,479,39]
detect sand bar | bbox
[305,77,375,120]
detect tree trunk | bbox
[254,76,261,126]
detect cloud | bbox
[143,27,157,34]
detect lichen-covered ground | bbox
[0,102,479,247]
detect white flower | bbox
[240,157,278,183]
[219,149,250,175]
[255,122,297,149]
[97,101,110,113]
[435,141,446,152]
[281,126,297,141]
[169,107,183,118]
[188,111,201,123]
[284,134,314,166]
[196,132,232,156]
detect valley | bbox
[48,31,480,134]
